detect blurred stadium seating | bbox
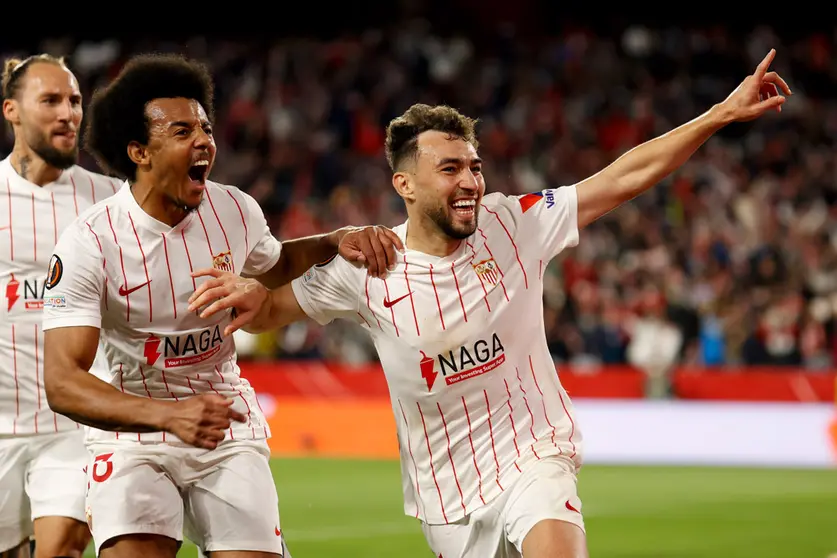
[3,19,836,383]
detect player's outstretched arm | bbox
[255,225,404,288]
[574,49,791,229]
[44,326,171,433]
[188,269,302,335]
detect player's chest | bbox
[99,220,246,326]
[362,240,531,348]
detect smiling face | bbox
[136,97,216,212]
[2,61,82,169]
[406,130,485,240]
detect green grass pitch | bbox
[83,457,837,557]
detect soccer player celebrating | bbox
[188,50,790,557]
[40,53,402,558]
[0,54,122,558]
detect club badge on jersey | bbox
[212,251,233,273]
[472,257,500,286]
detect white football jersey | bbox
[41,180,281,444]
[291,186,584,525]
[0,156,121,435]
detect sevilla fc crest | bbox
[472,258,499,286]
[212,251,233,273]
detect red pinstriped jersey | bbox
[41,181,281,445]
[291,186,584,525]
[0,157,121,435]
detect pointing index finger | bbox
[755,49,776,79]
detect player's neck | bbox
[130,179,190,227]
[10,143,62,186]
[405,216,462,258]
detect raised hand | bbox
[719,49,792,122]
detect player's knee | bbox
[32,519,90,558]
[521,519,588,558]
[99,534,178,558]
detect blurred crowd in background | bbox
[3,21,837,374]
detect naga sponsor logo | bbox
[5,274,51,311]
[143,324,224,368]
[419,333,506,390]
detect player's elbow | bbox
[43,335,79,415]
[43,360,71,415]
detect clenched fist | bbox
[160,393,247,449]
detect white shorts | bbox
[0,429,88,551]
[421,455,585,558]
[85,438,289,557]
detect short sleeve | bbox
[290,255,364,326]
[41,221,105,330]
[238,190,283,277]
[514,186,579,260]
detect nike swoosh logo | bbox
[118,280,151,296]
[383,292,412,308]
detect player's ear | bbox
[127,141,149,167]
[2,99,20,125]
[392,171,416,202]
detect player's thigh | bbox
[184,441,286,556]
[421,503,513,558]
[504,456,587,558]
[26,430,87,524]
[0,436,32,553]
[85,444,184,557]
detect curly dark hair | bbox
[84,53,215,180]
[384,103,479,172]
